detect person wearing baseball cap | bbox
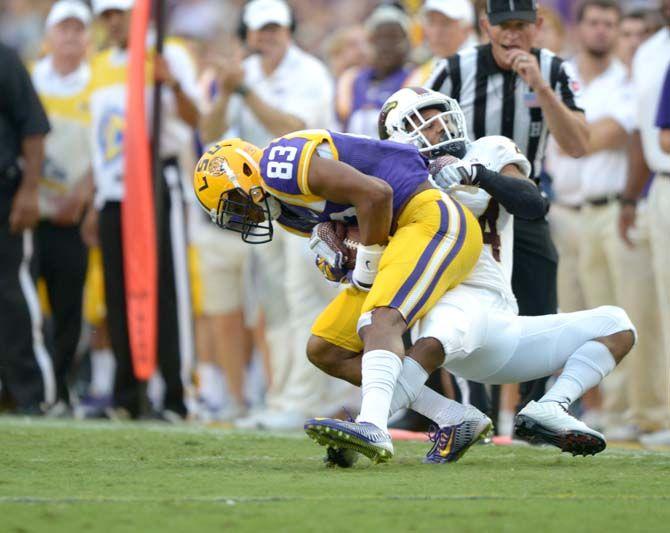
[405,0,479,87]
[333,4,411,137]
[46,0,91,30]
[91,0,134,48]
[92,0,134,15]
[84,0,201,420]
[200,0,344,430]
[29,0,94,414]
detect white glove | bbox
[429,156,480,190]
[308,222,347,269]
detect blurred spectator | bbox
[619,0,670,446]
[542,9,585,317]
[199,0,347,429]
[0,42,54,414]
[336,4,411,135]
[324,25,369,78]
[32,0,93,414]
[536,5,568,54]
[617,10,649,68]
[83,0,199,420]
[0,0,51,59]
[405,0,478,87]
[561,0,666,440]
[169,0,228,38]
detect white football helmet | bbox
[378,87,469,158]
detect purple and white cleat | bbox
[423,408,493,464]
[304,417,394,463]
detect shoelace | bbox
[426,424,452,451]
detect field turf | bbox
[1,417,669,532]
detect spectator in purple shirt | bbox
[335,4,411,137]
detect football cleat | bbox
[423,407,493,464]
[304,418,394,463]
[514,400,607,456]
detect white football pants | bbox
[416,284,636,385]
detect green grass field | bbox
[1,417,669,532]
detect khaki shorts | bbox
[192,222,251,316]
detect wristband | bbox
[352,244,386,291]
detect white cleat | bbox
[514,401,606,456]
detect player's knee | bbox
[408,337,445,374]
[306,335,333,370]
[306,335,350,371]
[593,306,636,363]
[368,307,406,333]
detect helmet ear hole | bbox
[242,163,253,177]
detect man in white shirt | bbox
[619,0,670,446]
[32,0,92,412]
[83,0,199,420]
[404,0,479,87]
[568,0,669,439]
[199,0,349,428]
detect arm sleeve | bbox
[466,137,546,219]
[475,166,548,220]
[3,47,50,138]
[656,65,670,129]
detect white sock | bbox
[356,349,403,431]
[540,341,616,406]
[411,386,469,427]
[389,357,428,415]
[89,348,115,397]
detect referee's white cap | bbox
[422,0,476,27]
[46,0,91,29]
[92,0,135,16]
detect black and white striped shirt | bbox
[426,44,584,178]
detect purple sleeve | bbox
[259,136,309,195]
[656,65,670,129]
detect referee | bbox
[427,0,588,419]
[0,43,55,414]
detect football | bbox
[313,221,361,269]
[342,224,361,269]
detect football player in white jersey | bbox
[308,87,636,465]
[375,88,636,461]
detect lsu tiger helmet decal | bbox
[193,138,280,243]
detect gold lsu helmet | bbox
[193,138,277,243]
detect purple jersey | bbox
[259,130,429,235]
[337,66,411,137]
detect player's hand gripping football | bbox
[429,156,481,190]
[309,222,352,284]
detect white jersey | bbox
[32,57,91,218]
[445,136,531,308]
[89,38,200,208]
